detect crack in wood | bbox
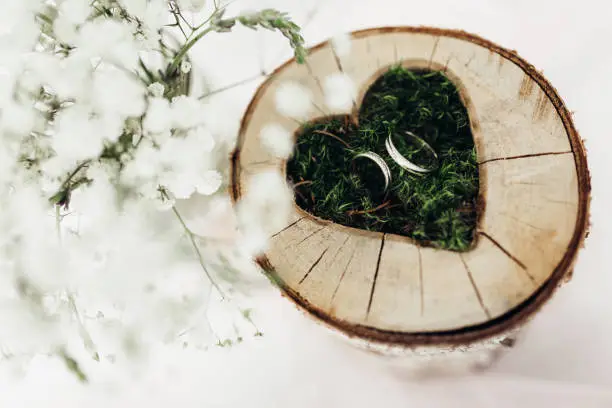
[243,160,275,168]
[428,36,440,69]
[544,197,577,206]
[496,211,548,232]
[478,231,536,284]
[299,247,330,284]
[288,116,303,127]
[497,53,505,72]
[443,54,453,72]
[366,234,386,317]
[459,254,492,319]
[299,235,351,285]
[330,243,357,303]
[417,246,424,316]
[294,225,327,247]
[312,101,328,116]
[241,160,278,175]
[331,48,344,72]
[506,180,541,186]
[305,61,325,93]
[271,217,306,238]
[479,150,572,165]
[464,53,475,68]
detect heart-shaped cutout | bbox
[286,66,479,251]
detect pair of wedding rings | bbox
[352,131,439,193]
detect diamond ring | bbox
[385,131,439,175]
[351,151,392,193]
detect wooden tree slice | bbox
[230,27,590,347]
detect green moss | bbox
[286,66,479,252]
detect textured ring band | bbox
[385,131,439,174]
[352,151,392,192]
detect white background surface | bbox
[2,0,612,406]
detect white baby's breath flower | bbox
[331,32,352,57]
[259,123,294,159]
[121,143,161,183]
[91,68,146,118]
[136,27,162,50]
[178,0,208,12]
[195,170,222,196]
[144,97,173,134]
[43,54,91,101]
[237,227,269,257]
[187,126,216,153]
[52,105,105,162]
[181,60,192,74]
[77,19,140,69]
[53,15,79,44]
[274,81,312,119]
[0,101,37,135]
[95,113,125,143]
[323,73,356,111]
[121,0,166,31]
[171,95,206,129]
[58,0,92,25]
[237,170,294,237]
[39,156,76,181]
[161,171,196,200]
[148,82,165,98]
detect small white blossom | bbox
[260,123,294,159]
[275,81,312,119]
[96,113,125,143]
[331,32,352,57]
[52,105,105,162]
[58,0,92,25]
[187,126,216,153]
[91,68,146,118]
[323,73,357,111]
[120,0,167,31]
[148,82,165,98]
[161,171,196,199]
[76,19,140,69]
[171,95,206,129]
[0,101,37,135]
[144,98,173,134]
[237,170,294,238]
[195,170,222,196]
[181,60,192,74]
[237,227,269,256]
[178,0,208,12]
[53,14,79,44]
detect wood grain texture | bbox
[232,27,590,346]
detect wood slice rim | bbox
[230,26,591,347]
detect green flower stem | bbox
[168,27,215,73]
[68,294,100,362]
[167,198,227,299]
